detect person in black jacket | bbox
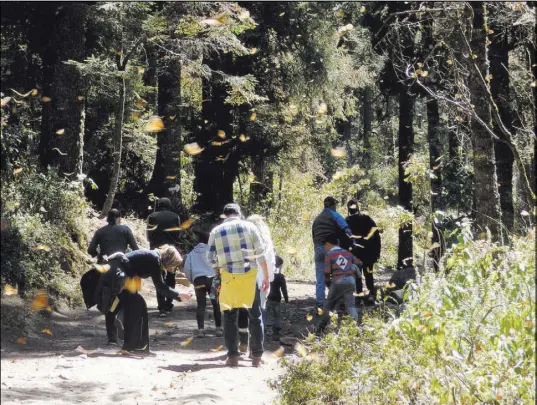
[341,199,381,304]
[83,245,191,354]
[265,255,288,341]
[146,198,182,316]
[88,209,139,263]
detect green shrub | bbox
[1,168,89,305]
[274,231,535,404]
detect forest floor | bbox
[1,272,394,405]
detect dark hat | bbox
[223,203,242,216]
[156,197,172,210]
[323,196,337,208]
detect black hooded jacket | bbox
[340,212,381,266]
[146,198,181,249]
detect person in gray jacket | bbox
[184,231,223,337]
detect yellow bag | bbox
[219,269,258,310]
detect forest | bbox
[1,2,535,405]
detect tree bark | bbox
[39,4,87,175]
[469,2,502,241]
[397,89,415,268]
[489,26,515,232]
[101,76,126,218]
[148,59,182,206]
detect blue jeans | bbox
[224,286,264,358]
[314,245,327,306]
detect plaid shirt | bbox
[207,217,267,274]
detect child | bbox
[184,232,223,337]
[265,255,289,341]
[316,237,362,334]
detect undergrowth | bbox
[273,230,535,404]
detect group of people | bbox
[312,196,381,333]
[81,200,288,367]
[80,195,378,367]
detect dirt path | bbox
[1,282,319,405]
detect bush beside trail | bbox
[274,231,535,405]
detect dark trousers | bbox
[265,300,282,334]
[194,276,221,329]
[238,308,249,346]
[318,280,359,332]
[105,290,149,351]
[356,265,376,298]
[224,287,264,358]
[157,270,176,311]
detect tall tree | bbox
[39,4,88,175]
[469,2,503,241]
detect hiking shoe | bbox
[214,327,224,337]
[252,356,264,367]
[226,356,239,367]
[196,329,205,338]
[158,311,167,318]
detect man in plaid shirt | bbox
[207,203,269,367]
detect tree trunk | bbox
[469,3,502,242]
[249,156,273,215]
[101,76,126,218]
[427,98,442,212]
[148,59,182,206]
[39,4,87,175]
[489,26,515,232]
[397,89,415,268]
[378,96,395,163]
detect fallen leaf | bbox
[181,337,193,347]
[145,116,165,133]
[184,142,204,155]
[4,284,18,296]
[331,147,346,158]
[164,322,174,327]
[13,167,23,175]
[41,328,52,336]
[306,314,313,322]
[31,290,48,311]
[56,129,65,135]
[169,382,174,388]
[211,345,224,352]
[41,96,52,103]
[272,346,285,358]
[17,338,26,345]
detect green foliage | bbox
[1,169,89,305]
[275,232,535,404]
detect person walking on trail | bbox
[316,237,362,334]
[88,209,139,263]
[147,197,182,317]
[235,215,277,353]
[312,196,354,309]
[184,231,223,338]
[265,255,288,341]
[342,199,381,305]
[207,203,269,368]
